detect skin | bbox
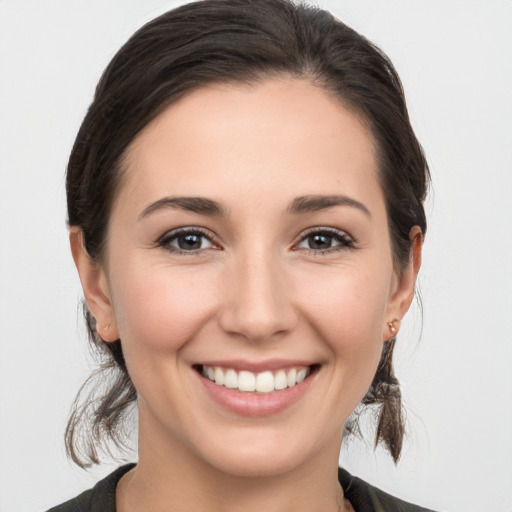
[71,78,422,512]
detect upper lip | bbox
[195,359,317,373]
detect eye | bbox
[158,228,216,254]
[295,228,355,254]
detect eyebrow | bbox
[139,196,228,220]
[288,194,371,218]
[139,193,371,220]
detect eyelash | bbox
[157,227,355,256]
[157,227,218,256]
[294,227,355,256]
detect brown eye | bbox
[307,234,333,250]
[296,229,354,253]
[159,228,215,253]
[177,233,203,250]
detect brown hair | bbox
[66,0,429,467]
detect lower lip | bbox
[196,369,316,417]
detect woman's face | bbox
[78,78,417,477]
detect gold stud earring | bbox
[387,318,399,335]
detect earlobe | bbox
[69,228,119,342]
[387,318,399,337]
[383,226,423,340]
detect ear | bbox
[69,227,119,342]
[383,226,423,340]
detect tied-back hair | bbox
[65,0,429,467]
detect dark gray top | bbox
[47,464,437,512]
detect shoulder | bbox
[46,489,92,512]
[46,464,135,512]
[48,464,437,512]
[338,468,439,512]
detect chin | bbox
[188,424,333,479]
[205,446,310,479]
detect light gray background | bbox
[1,1,511,511]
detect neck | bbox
[117,410,346,512]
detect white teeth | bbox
[224,369,238,389]
[296,368,308,383]
[238,371,256,392]
[256,371,274,393]
[201,365,312,394]
[274,370,288,390]
[287,368,296,387]
[214,367,225,386]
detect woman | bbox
[49,0,433,510]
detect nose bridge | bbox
[219,242,296,341]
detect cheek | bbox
[295,262,391,372]
[110,260,220,358]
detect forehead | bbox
[118,78,382,217]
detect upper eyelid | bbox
[157,227,220,249]
[158,226,215,241]
[295,226,355,243]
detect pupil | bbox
[178,234,201,250]
[309,234,331,249]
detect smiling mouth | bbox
[194,364,320,394]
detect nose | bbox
[218,247,298,342]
